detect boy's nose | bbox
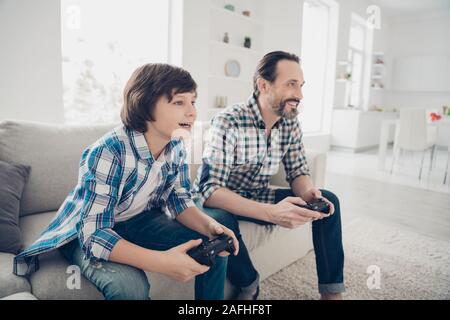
[186,103,196,117]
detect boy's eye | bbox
[174,101,183,105]
[192,101,196,107]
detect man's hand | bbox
[265,196,324,228]
[162,239,210,283]
[300,188,335,216]
[206,222,239,256]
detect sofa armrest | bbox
[269,150,327,189]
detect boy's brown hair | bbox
[121,63,197,132]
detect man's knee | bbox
[321,189,340,209]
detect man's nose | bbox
[297,87,303,101]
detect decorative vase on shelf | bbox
[223,32,229,43]
[215,96,228,108]
[242,10,251,17]
[224,4,235,12]
[243,37,251,48]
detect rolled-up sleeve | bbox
[165,161,196,218]
[76,145,123,262]
[282,120,310,184]
[195,115,237,206]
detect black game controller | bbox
[187,234,235,266]
[298,198,330,214]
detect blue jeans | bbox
[59,209,228,300]
[197,188,345,294]
[195,200,260,289]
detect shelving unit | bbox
[210,6,262,26]
[207,0,264,117]
[371,52,385,90]
[336,60,351,82]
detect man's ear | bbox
[256,77,268,95]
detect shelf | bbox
[210,6,262,26]
[373,64,385,67]
[209,40,262,55]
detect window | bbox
[61,0,171,125]
[300,0,338,134]
[347,14,373,109]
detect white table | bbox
[378,119,399,170]
[378,116,450,171]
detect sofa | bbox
[0,120,326,300]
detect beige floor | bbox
[327,147,450,195]
[260,149,450,299]
[327,148,450,241]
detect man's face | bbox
[265,60,305,119]
[147,90,197,141]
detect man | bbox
[193,51,345,300]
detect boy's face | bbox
[148,90,197,141]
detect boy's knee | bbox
[217,211,240,232]
[202,207,240,233]
[210,256,228,275]
[103,269,150,300]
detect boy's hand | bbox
[207,222,239,256]
[162,239,210,282]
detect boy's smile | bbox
[178,121,193,130]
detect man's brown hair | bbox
[121,63,197,132]
[253,51,300,96]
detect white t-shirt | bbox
[115,152,166,223]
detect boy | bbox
[13,63,239,300]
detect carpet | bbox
[259,217,450,300]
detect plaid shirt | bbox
[14,125,195,276]
[193,94,310,206]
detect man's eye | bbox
[192,101,196,107]
[174,101,183,105]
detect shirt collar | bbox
[247,93,287,130]
[126,127,182,164]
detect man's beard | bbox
[273,98,300,119]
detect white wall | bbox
[0,0,64,124]
[385,11,450,110]
[263,0,334,152]
[263,0,303,54]
[182,0,210,122]
[333,0,391,110]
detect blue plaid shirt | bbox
[14,125,195,276]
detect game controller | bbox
[187,234,235,266]
[297,198,330,214]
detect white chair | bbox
[444,143,450,184]
[390,108,438,179]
